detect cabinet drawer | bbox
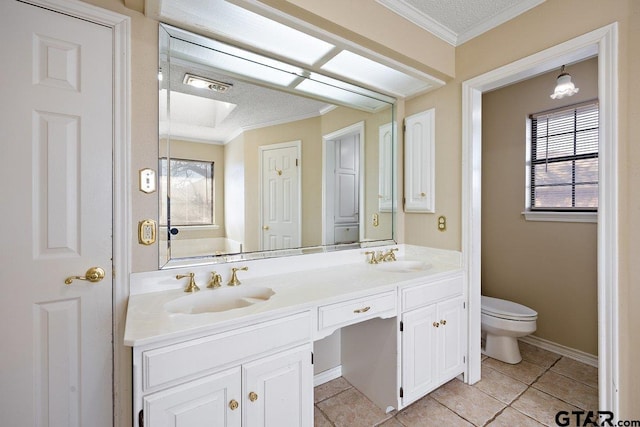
[401,274,463,312]
[142,311,311,391]
[318,291,396,334]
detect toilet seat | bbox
[481,296,537,321]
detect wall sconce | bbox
[550,65,579,99]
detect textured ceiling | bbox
[377,0,546,45]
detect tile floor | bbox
[314,342,598,427]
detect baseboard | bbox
[314,366,343,387]
[519,335,598,368]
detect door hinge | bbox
[463,301,466,309]
[296,158,299,166]
[399,387,404,398]
[311,352,314,365]
[138,409,144,427]
[400,321,404,332]
[463,356,466,364]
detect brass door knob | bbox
[64,267,105,285]
[248,391,258,402]
[229,399,239,410]
[262,225,270,230]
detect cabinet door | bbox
[143,367,241,427]
[401,304,438,406]
[404,109,435,213]
[437,296,466,381]
[242,344,313,427]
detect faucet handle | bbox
[386,248,399,261]
[176,272,199,293]
[228,266,248,286]
[208,271,222,288]
[364,251,379,264]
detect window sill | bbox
[522,211,597,223]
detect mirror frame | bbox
[159,23,398,269]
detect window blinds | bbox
[530,101,599,211]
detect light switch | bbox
[139,168,156,193]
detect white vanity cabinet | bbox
[133,312,313,427]
[399,272,466,407]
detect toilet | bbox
[481,296,538,364]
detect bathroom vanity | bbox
[125,245,466,426]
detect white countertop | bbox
[124,245,462,347]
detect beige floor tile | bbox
[473,365,528,404]
[317,387,391,427]
[396,396,474,427]
[512,388,582,427]
[314,407,333,427]
[377,417,404,427]
[550,357,598,388]
[315,377,352,403]
[430,379,505,426]
[486,407,545,427]
[483,357,547,384]
[519,342,562,369]
[532,371,598,411]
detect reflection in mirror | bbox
[159,24,396,268]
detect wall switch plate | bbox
[139,168,156,193]
[138,219,157,245]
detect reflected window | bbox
[160,158,215,226]
[528,101,599,211]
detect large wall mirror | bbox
[159,24,397,268]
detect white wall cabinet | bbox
[404,109,435,213]
[400,273,465,407]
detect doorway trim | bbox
[321,121,366,245]
[25,0,132,425]
[462,23,618,412]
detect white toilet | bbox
[481,296,538,364]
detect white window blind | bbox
[530,101,599,211]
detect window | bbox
[160,158,214,226]
[528,101,599,214]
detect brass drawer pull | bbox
[229,399,239,410]
[354,306,371,314]
[249,391,258,402]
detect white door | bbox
[260,142,301,250]
[242,345,313,427]
[144,368,242,427]
[0,1,114,426]
[401,304,438,406]
[334,134,360,225]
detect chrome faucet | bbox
[176,272,199,293]
[227,266,248,286]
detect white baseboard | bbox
[314,366,343,387]
[519,335,598,368]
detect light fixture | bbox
[183,73,233,93]
[550,65,579,99]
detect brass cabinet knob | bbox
[229,399,239,410]
[248,391,258,402]
[433,322,440,328]
[262,225,270,230]
[64,266,105,285]
[441,319,447,325]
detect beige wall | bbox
[482,58,598,355]
[84,0,639,417]
[224,133,246,245]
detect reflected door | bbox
[260,142,301,250]
[0,2,114,425]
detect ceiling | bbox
[376,0,546,46]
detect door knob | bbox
[262,225,270,230]
[229,399,239,410]
[64,267,105,285]
[248,391,258,402]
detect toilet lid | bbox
[481,296,537,320]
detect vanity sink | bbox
[376,260,431,273]
[164,286,275,314]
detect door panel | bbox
[438,297,465,379]
[0,1,113,425]
[401,305,438,405]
